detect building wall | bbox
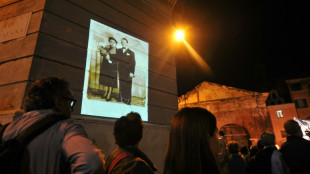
[0,0,45,123]
[179,82,273,142]
[267,103,297,146]
[0,0,178,172]
[286,77,310,119]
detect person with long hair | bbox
[164,107,220,174]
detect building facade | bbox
[178,81,273,147]
[286,77,310,119]
[179,78,310,147]
[267,103,297,145]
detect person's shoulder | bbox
[299,137,310,147]
[237,154,244,161]
[58,119,88,135]
[131,157,154,174]
[298,136,310,142]
[128,49,135,54]
[272,149,282,157]
[229,154,242,161]
[288,136,310,146]
[280,140,292,152]
[116,48,122,51]
[57,118,76,126]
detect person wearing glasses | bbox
[1,77,105,174]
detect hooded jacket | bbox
[1,109,105,174]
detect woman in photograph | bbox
[99,37,119,101]
[164,107,220,174]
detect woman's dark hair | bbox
[114,112,143,148]
[23,77,70,112]
[164,107,220,174]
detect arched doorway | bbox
[219,124,251,148]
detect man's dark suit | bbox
[117,47,135,104]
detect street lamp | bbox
[173,29,212,75]
[175,30,185,41]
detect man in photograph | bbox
[117,38,136,105]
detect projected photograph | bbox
[294,117,310,141]
[81,19,149,121]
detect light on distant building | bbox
[276,110,284,118]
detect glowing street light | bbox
[175,30,185,41]
[173,29,213,76]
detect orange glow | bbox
[183,40,213,75]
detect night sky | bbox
[173,0,310,96]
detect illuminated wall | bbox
[0,0,178,172]
[267,103,297,146]
[179,81,273,142]
[286,77,310,119]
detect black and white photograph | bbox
[81,19,149,120]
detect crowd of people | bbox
[1,76,310,174]
[217,122,310,174]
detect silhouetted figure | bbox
[105,112,157,174]
[256,140,264,152]
[217,130,229,174]
[1,77,105,174]
[255,132,287,174]
[227,141,247,174]
[246,145,259,174]
[280,119,310,174]
[164,107,220,174]
[240,146,250,167]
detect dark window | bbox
[294,99,308,109]
[290,83,302,91]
